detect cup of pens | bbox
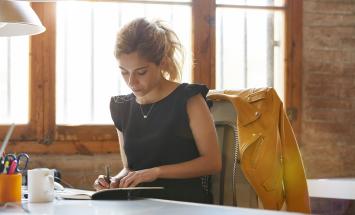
[0,173,22,203]
[0,152,29,203]
[0,124,23,203]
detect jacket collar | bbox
[207,92,261,126]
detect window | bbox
[216,0,286,100]
[56,1,192,125]
[0,0,302,147]
[217,0,284,7]
[0,37,29,124]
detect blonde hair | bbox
[114,18,184,82]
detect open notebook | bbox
[56,187,164,200]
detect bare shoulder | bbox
[186,93,206,107]
[186,94,210,118]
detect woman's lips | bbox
[131,88,141,93]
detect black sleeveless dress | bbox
[110,83,211,203]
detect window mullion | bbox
[266,13,274,87]
[192,0,215,88]
[6,38,11,117]
[90,6,95,122]
[243,12,247,88]
[31,2,56,144]
[285,0,302,139]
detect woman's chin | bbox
[132,90,144,97]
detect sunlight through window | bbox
[56,1,192,125]
[216,0,285,99]
[0,37,29,124]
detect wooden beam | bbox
[7,140,119,155]
[192,0,215,88]
[31,2,56,144]
[56,125,118,142]
[285,0,303,140]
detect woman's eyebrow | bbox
[119,65,149,72]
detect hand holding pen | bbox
[93,165,112,191]
[93,166,130,190]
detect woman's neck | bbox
[136,79,178,104]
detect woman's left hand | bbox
[119,167,160,188]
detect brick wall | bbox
[302,0,355,178]
[28,154,123,190]
[7,141,122,190]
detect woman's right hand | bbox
[109,176,122,188]
[93,168,130,190]
[93,175,110,191]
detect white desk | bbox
[307,178,355,200]
[1,198,303,215]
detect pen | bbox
[0,157,3,172]
[0,124,15,157]
[105,165,111,184]
[0,153,4,171]
[2,160,9,174]
[8,159,17,174]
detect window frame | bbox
[1,0,302,152]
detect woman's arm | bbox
[110,130,130,187]
[156,94,222,177]
[93,129,130,190]
[117,129,128,170]
[119,94,221,188]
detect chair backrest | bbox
[210,100,259,208]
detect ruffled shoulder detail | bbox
[110,94,134,131]
[181,83,209,99]
[111,94,135,104]
[179,83,212,108]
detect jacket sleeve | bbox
[279,99,311,213]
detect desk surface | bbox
[307,178,355,200]
[1,198,302,215]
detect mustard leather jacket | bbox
[208,88,310,213]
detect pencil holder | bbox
[0,173,22,203]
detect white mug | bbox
[28,168,55,203]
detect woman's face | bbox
[118,52,163,98]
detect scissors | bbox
[1,153,29,174]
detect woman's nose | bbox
[128,73,137,86]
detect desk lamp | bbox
[0,0,45,36]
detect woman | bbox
[93,18,221,203]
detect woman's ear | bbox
[159,56,168,70]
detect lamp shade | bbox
[0,0,45,36]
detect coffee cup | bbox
[28,168,54,203]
